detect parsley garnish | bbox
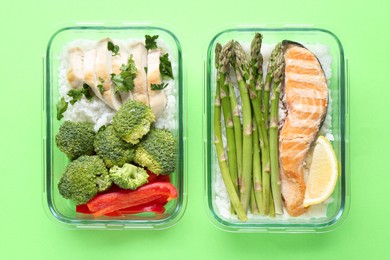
[107,41,120,56]
[56,97,68,120]
[97,84,104,94]
[151,83,168,90]
[67,84,92,105]
[145,35,158,50]
[97,78,105,94]
[159,53,174,79]
[111,55,137,93]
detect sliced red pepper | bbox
[147,171,159,182]
[147,172,171,183]
[76,204,92,214]
[87,182,177,217]
[118,204,166,215]
[77,198,168,216]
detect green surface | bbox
[0,0,389,258]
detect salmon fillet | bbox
[279,41,328,216]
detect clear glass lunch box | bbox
[42,23,187,230]
[204,26,350,233]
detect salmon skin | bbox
[279,40,328,216]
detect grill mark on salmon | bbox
[279,41,328,216]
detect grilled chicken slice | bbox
[66,47,84,88]
[147,49,167,118]
[279,41,328,217]
[111,42,133,103]
[95,38,122,110]
[83,48,104,100]
[128,42,149,105]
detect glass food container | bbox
[204,26,350,233]
[43,23,187,230]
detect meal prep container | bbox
[43,23,187,230]
[204,26,350,233]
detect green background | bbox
[1,0,389,259]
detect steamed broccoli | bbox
[133,129,176,175]
[55,121,95,160]
[112,100,155,145]
[58,156,111,205]
[109,163,149,190]
[94,125,135,168]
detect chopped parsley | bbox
[97,77,105,93]
[151,83,168,90]
[67,84,93,105]
[97,84,104,94]
[56,97,68,120]
[107,41,120,56]
[111,55,137,93]
[145,35,158,50]
[159,53,174,79]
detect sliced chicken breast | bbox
[95,38,122,110]
[147,49,167,118]
[83,48,103,100]
[128,42,149,105]
[111,42,129,74]
[66,47,84,89]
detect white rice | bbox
[58,39,177,132]
[214,42,335,220]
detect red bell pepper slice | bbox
[147,172,171,183]
[147,171,159,182]
[77,198,168,216]
[118,204,166,215]
[76,204,92,214]
[87,182,177,217]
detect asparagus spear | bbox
[252,118,264,215]
[269,190,276,218]
[263,43,280,126]
[214,43,247,221]
[269,43,284,215]
[250,33,264,105]
[231,41,253,212]
[227,77,243,191]
[218,42,239,196]
[250,186,259,214]
[244,34,271,215]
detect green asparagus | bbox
[250,186,259,214]
[269,43,284,215]
[227,77,243,192]
[252,119,264,215]
[214,43,247,221]
[250,33,264,104]
[218,42,239,196]
[246,34,271,215]
[231,41,253,212]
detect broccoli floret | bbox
[109,163,149,190]
[113,100,155,145]
[55,121,95,160]
[94,125,135,168]
[58,156,111,205]
[133,129,176,175]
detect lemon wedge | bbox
[303,136,338,207]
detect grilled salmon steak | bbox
[279,41,328,216]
